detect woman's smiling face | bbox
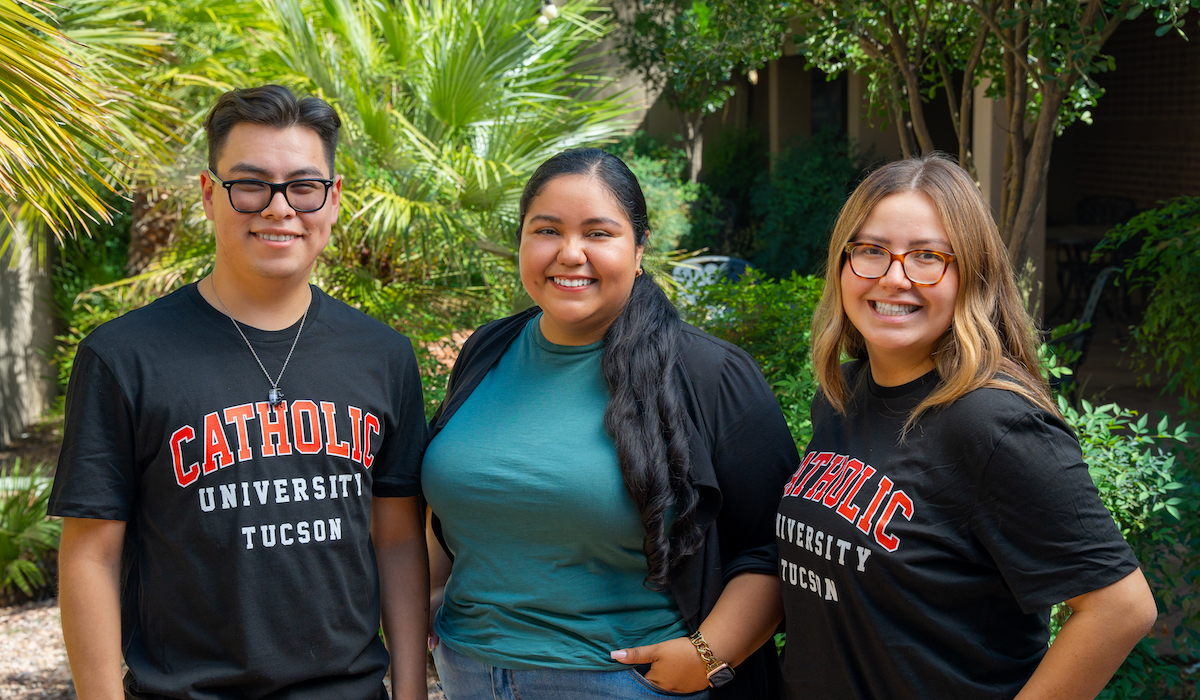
[519,173,645,346]
[840,190,959,386]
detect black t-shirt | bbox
[777,362,1138,700]
[49,284,427,700]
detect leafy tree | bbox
[0,0,178,257]
[795,0,1199,265]
[615,0,795,182]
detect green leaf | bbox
[1126,6,1144,20]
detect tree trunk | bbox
[681,111,706,183]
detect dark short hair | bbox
[517,148,649,245]
[204,85,341,176]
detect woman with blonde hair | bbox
[776,153,1156,699]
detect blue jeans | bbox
[433,642,711,700]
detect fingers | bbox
[610,643,658,665]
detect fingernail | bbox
[610,650,627,659]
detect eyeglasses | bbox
[843,242,956,286]
[207,170,334,214]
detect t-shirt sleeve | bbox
[710,349,802,581]
[972,411,1139,613]
[371,336,429,498]
[49,344,138,521]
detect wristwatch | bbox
[689,630,735,688]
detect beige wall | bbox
[0,232,55,449]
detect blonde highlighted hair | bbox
[811,153,1057,427]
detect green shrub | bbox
[606,132,715,254]
[1096,196,1200,417]
[684,129,765,255]
[682,270,824,448]
[50,194,134,393]
[749,131,861,278]
[0,460,61,603]
[1045,398,1198,697]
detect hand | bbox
[610,636,709,694]
[428,586,444,650]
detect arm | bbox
[59,517,126,700]
[611,572,784,693]
[425,506,453,648]
[1015,568,1157,700]
[372,496,429,700]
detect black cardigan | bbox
[428,307,799,699]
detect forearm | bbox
[59,518,126,700]
[374,498,430,700]
[699,572,784,667]
[1016,569,1157,700]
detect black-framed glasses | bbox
[207,170,334,214]
[844,242,957,286]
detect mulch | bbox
[0,599,445,699]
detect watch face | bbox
[708,664,735,688]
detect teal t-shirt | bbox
[422,315,687,670]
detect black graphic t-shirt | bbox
[777,361,1137,700]
[49,284,427,700]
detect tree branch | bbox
[948,0,1038,82]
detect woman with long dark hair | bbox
[422,148,798,699]
[778,154,1157,699]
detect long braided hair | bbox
[517,148,703,589]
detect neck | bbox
[867,354,935,387]
[201,268,312,331]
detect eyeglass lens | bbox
[229,180,329,213]
[849,244,947,284]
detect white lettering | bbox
[292,478,308,501]
[220,483,238,509]
[280,523,294,545]
[273,478,290,503]
[199,487,216,512]
[241,525,256,549]
[836,539,852,565]
[856,545,872,572]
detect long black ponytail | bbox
[518,148,703,589]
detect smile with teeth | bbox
[552,277,595,288]
[255,232,300,242]
[871,301,920,316]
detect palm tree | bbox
[0,0,178,258]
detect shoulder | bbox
[929,385,1077,464]
[456,307,539,367]
[309,288,415,351]
[677,323,763,383]
[80,286,195,355]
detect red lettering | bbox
[873,490,914,552]
[790,452,834,496]
[171,425,199,487]
[856,476,894,535]
[223,404,256,462]
[823,458,865,508]
[835,464,877,523]
[803,454,847,501]
[321,401,351,458]
[202,412,234,474]
[290,400,322,454]
[256,401,292,457]
[348,406,364,463]
[363,412,380,468]
[782,451,818,496]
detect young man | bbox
[50,85,430,700]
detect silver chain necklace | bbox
[209,278,308,408]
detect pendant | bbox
[269,387,284,407]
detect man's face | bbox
[201,123,342,286]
